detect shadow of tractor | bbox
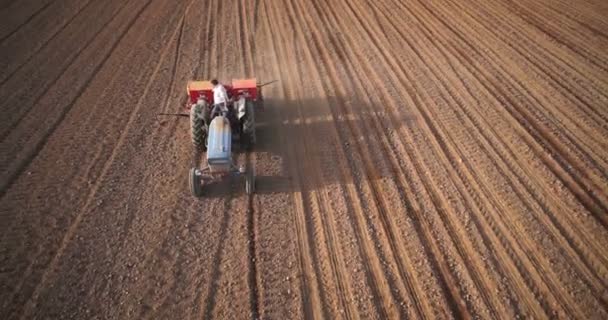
[192,95,417,198]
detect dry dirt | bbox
[1,0,608,319]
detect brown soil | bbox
[1,0,607,319]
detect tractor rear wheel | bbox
[241,100,256,151]
[190,103,207,152]
[189,168,203,197]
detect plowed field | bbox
[1,0,607,319]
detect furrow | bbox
[0,0,95,86]
[342,1,536,317]
[284,3,411,318]
[416,0,608,228]
[0,0,56,43]
[400,0,608,316]
[549,0,608,33]
[323,0,596,317]
[505,0,608,73]
[234,1,261,317]
[436,0,608,183]
[292,0,452,318]
[0,0,132,140]
[457,0,608,159]
[305,0,485,318]
[324,0,525,317]
[15,5,189,318]
[379,0,608,296]
[274,2,361,317]
[259,2,326,318]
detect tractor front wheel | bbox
[189,168,203,197]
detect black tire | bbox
[190,103,207,152]
[189,168,203,197]
[241,131,251,151]
[241,100,256,150]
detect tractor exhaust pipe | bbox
[257,80,278,88]
[157,113,190,117]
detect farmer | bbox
[211,79,229,118]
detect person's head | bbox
[211,79,219,86]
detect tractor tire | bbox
[241,100,256,151]
[189,168,203,197]
[190,103,207,152]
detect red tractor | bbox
[183,78,272,197]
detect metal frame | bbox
[193,162,246,182]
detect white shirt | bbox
[212,84,229,105]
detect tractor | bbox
[183,79,268,197]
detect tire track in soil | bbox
[0,0,56,43]
[15,6,191,318]
[2,0,608,318]
[198,196,237,320]
[265,2,360,318]
[380,0,608,301]
[451,0,608,166]
[290,0,452,318]
[312,0,496,313]
[396,1,600,316]
[201,0,219,79]
[0,0,139,197]
[0,0,160,301]
[416,0,608,230]
[358,2,548,316]
[505,0,608,73]
[258,3,326,318]
[400,0,608,316]
[446,0,608,191]
[0,0,95,86]
[337,1,523,317]
[543,0,608,36]
[148,12,258,318]
[0,0,132,139]
[236,1,261,317]
[159,12,186,114]
[314,0,588,316]
[74,3,205,318]
[284,0,424,317]
[246,174,261,320]
[413,0,608,286]
[384,0,600,316]
[292,0,444,318]
[194,0,256,318]
[143,2,234,318]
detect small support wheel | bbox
[189,168,203,197]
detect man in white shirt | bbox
[211,79,229,118]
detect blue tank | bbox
[206,116,232,173]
